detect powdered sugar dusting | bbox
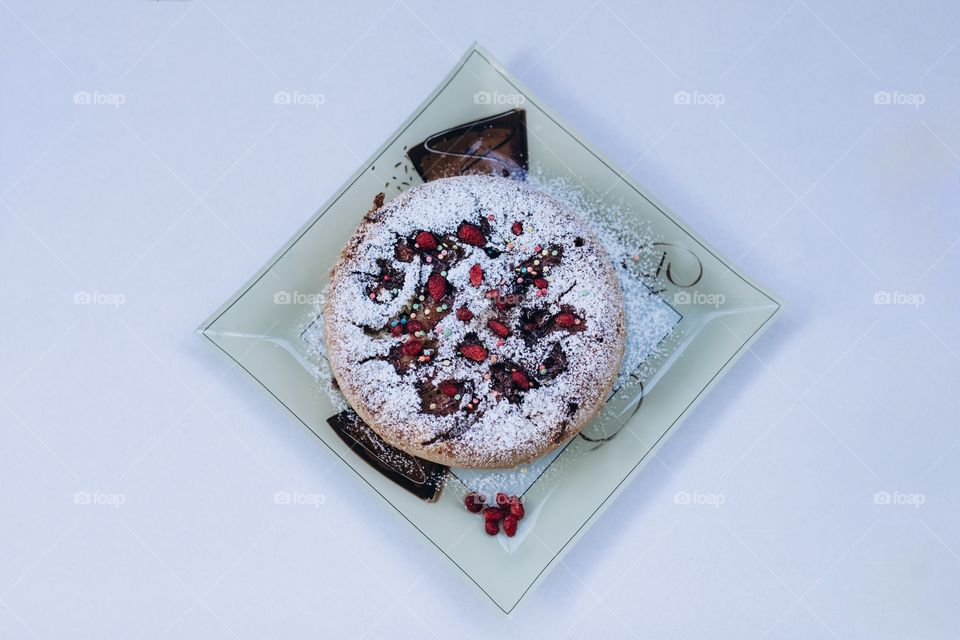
[321,175,626,468]
[527,172,679,390]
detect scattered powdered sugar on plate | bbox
[302,313,349,412]
[527,172,680,391]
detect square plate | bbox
[197,43,782,613]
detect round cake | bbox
[323,175,626,468]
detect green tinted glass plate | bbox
[198,43,782,613]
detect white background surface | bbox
[2,1,959,638]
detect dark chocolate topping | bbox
[407,109,528,182]
[327,409,447,501]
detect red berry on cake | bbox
[460,344,488,362]
[488,319,511,338]
[510,370,531,390]
[456,306,474,322]
[414,231,437,250]
[469,263,483,286]
[401,339,423,356]
[439,381,459,397]
[554,312,578,328]
[457,222,486,246]
[427,273,447,301]
[484,519,500,536]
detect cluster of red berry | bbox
[464,492,525,537]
